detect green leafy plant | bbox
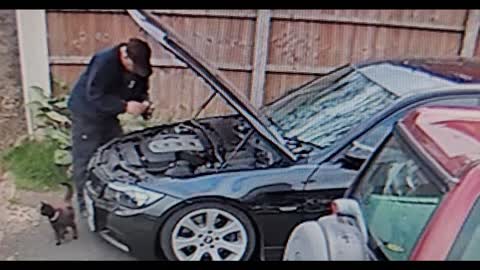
[5,82,183,190]
[1,139,68,191]
[118,113,153,133]
[27,86,72,167]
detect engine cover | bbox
[147,134,205,153]
[137,133,206,168]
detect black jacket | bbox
[68,44,150,121]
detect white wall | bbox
[16,9,51,134]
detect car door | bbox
[303,94,480,198]
[446,197,480,260]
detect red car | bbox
[283,105,480,260]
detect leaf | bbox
[45,111,71,125]
[29,86,51,108]
[45,127,70,146]
[53,99,68,109]
[66,165,73,178]
[52,79,70,93]
[26,100,49,110]
[29,84,74,165]
[146,121,160,128]
[119,113,150,132]
[58,143,71,150]
[30,86,48,98]
[48,97,60,104]
[385,243,405,253]
[54,149,72,166]
[32,129,47,141]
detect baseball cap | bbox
[126,38,153,77]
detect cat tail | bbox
[60,182,73,203]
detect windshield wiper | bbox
[264,115,317,158]
[281,136,317,156]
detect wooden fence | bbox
[44,9,480,121]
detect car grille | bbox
[88,172,106,198]
[95,207,109,229]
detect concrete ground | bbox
[0,174,135,261]
[0,217,136,261]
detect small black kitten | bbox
[40,182,78,246]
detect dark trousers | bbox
[71,114,123,209]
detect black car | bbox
[83,10,480,261]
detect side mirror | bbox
[341,141,374,170]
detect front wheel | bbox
[159,201,256,261]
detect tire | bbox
[160,201,256,261]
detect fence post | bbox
[250,9,271,108]
[461,9,480,57]
[16,9,52,135]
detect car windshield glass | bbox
[262,67,398,150]
[353,135,446,260]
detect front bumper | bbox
[83,180,182,260]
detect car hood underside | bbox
[126,10,296,161]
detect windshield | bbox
[263,66,398,150]
[353,135,446,260]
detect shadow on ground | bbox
[1,216,136,261]
[0,175,136,261]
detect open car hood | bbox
[127,10,296,161]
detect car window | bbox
[357,97,480,148]
[262,65,352,110]
[353,135,446,260]
[335,96,480,165]
[447,198,480,260]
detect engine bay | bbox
[91,115,285,182]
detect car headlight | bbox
[106,182,165,209]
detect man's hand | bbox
[125,101,148,116]
[141,101,154,120]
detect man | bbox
[67,38,153,217]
